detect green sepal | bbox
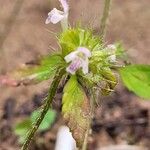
[115,42,126,58]
[78,72,103,88]
[100,69,117,95]
[59,28,102,56]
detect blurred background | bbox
[0,0,150,149]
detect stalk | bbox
[81,88,96,150]
[81,124,90,150]
[100,0,112,39]
[21,68,65,150]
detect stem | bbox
[21,68,65,150]
[100,0,112,39]
[81,125,90,150]
[81,88,95,150]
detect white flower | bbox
[55,126,77,150]
[45,0,69,24]
[107,44,116,50]
[108,54,116,62]
[106,44,116,63]
[64,47,91,75]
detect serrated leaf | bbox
[31,109,56,131]
[120,65,150,99]
[62,76,91,147]
[11,54,65,85]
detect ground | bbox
[0,0,150,149]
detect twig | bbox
[0,0,24,50]
[21,68,65,150]
[100,0,112,39]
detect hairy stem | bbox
[100,0,112,39]
[21,68,65,150]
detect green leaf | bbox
[120,65,150,99]
[14,118,32,144]
[31,109,56,131]
[11,54,65,84]
[59,28,102,56]
[62,76,91,147]
[14,119,32,135]
[14,109,56,143]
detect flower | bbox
[106,44,117,63]
[64,47,91,75]
[55,126,76,150]
[107,44,116,50]
[45,0,69,24]
[108,54,116,62]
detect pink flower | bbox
[64,47,91,75]
[45,0,69,24]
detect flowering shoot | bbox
[45,0,69,30]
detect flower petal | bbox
[108,54,116,63]
[77,47,91,58]
[81,58,89,74]
[45,8,64,24]
[65,47,91,74]
[64,51,78,63]
[59,0,69,13]
[55,126,76,150]
[107,44,116,50]
[66,58,82,75]
[66,67,76,75]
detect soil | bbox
[0,0,150,150]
